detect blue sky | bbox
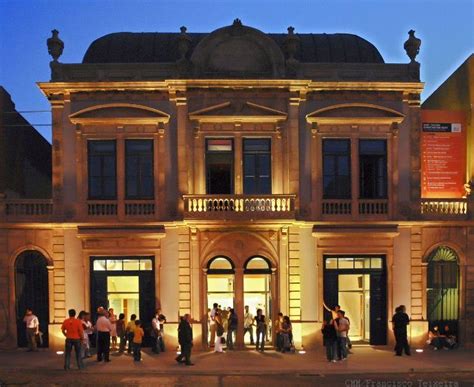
[0,0,473,142]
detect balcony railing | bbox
[87,201,118,216]
[420,199,468,218]
[359,199,389,215]
[322,198,389,218]
[124,200,155,216]
[183,194,296,219]
[2,199,53,221]
[322,199,352,216]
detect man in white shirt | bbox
[335,310,350,360]
[243,305,255,345]
[151,310,161,354]
[23,308,39,352]
[96,309,113,362]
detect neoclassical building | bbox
[1,21,473,350]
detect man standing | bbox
[335,310,350,360]
[151,310,162,354]
[23,308,39,352]
[61,309,84,370]
[157,309,167,352]
[176,314,194,366]
[96,309,113,362]
[274,312,284,351]
[209,303,218,347]
[226,308,238,350]
[255,308,266,352]
[243,305,255,345]
[392,305,411,356]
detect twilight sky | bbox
[0,0,473,143]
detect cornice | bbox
[37,80,424,98]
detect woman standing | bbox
[116,313,126,353]
[108,308,118,350]
[214,310,224,353]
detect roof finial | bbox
[47,29,64,62]
[233,18,242,26]
[404,29,421,63]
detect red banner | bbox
[421,110,466,198]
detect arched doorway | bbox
[15,250,49,347]
[427,246,460,336]
[205,256,235,346]
[243,256,273,345]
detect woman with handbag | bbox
[214,310,225,353]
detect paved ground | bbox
[0,346,473,386]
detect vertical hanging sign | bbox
[421,110,466,198]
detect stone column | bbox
[51,94,65,219]
[234,267,245,349]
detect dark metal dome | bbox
[83,31,384,64]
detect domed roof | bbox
[83,27,384,64]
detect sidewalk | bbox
[0,345,473,375]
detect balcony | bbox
[1,199,53,222]
[420,199,468,220]
[87,200,156,219]
[321,198,389,219]
[183,194,296,220]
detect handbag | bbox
[220,336,226,344]
[216,324,224,337]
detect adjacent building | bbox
[0,22,472,351]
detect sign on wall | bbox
[421,110,467,198]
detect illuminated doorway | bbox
[243,257,272,345]
[324,255,386,345]
[206,256,235,346]
[90,257,155,346]
[338,274,370,341]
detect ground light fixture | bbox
[56,351,64,355]
[298,346,306,354]
[415,349,423,353]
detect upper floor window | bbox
[206,139,234,194]
[323,139,351,199]
[88,140,116,199]
[243,138,271,194]
[125,140,154,199]
[359,140,387,199]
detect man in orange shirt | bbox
[61,309,84,370]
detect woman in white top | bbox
[108,308,118,350]
[214,310,224,353]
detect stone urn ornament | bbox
[47,29,64,62]
[404,30,421,63]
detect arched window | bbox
[15,250,49,347]
[207,256,235,274]
[244,256,272,274]
[427,246,459,324]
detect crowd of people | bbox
[208,304,295,353]
[22,301,458,370]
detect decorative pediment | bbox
[306,103,405,125]
[189,101,287,123]
[69,103,170,125]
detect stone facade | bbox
[0,23,473,350]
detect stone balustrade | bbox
[420,199,468,218]
[183,194,296,219]
[1,199,53,221]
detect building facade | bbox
[0,21,473,350]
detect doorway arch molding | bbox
[200,230,278,270]
[421,241,465,265]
